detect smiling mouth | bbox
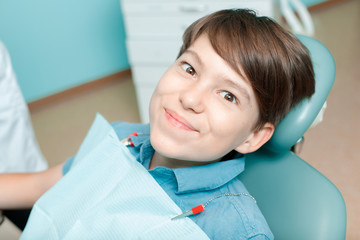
[164,109,198,132]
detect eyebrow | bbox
[183,49,204,68]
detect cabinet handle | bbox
[179,4,208,13]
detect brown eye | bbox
[181,63,196,76]
[220,91,237,104]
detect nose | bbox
[179,82,206,113]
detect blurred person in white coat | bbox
[0,41,47,173]
[0,41,47,230]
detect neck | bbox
[149,151,221,170]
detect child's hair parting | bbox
[178,9,315,129]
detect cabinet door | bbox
[131,66,168,85]
[122,1,276,39]
[126,40,182,65]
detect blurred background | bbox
[0,0,359,239]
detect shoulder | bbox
[110,121,150,140]
[192,178,274,240]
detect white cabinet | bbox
[121,0,277,123]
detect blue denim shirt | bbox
[64,121,273,240]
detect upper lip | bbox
[165,108,199,132]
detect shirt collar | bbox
[130,133,245,194]
[130,132,153,169]
[172,157,245,194]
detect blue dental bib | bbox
[21,114,209,240]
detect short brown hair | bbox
[178,9,315,129]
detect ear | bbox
[235,122,275,154]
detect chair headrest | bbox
[264,35,335,152]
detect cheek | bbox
[149,89,158,121]
[207,105,253,144]
[155,68,179,91]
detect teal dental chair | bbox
[238,35,347,240]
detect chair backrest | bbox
[238,35,347,240]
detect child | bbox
[0,9,314,239]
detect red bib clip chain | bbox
[171,204,205,220]
[171,193,256,220]
[120,132,138,147]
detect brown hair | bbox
[178,9,315,129]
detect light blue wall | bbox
[0,0,129,102]
[300,0,327,6]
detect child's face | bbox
[149,34,269,163]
